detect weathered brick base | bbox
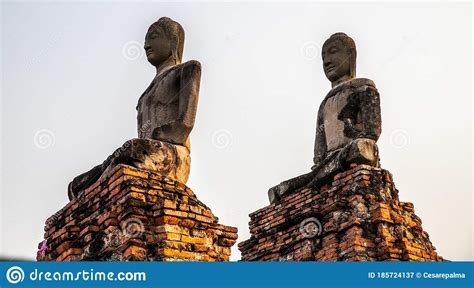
[239,164,443,261]
[38,164,237,261]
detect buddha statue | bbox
[68,17,201,200]
[137,17,200,149]
[268,32,381,204]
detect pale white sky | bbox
[1,1,472,261]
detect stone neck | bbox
[331,75,353,88]
[155,57,177,77]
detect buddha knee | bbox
[345,138,379,166]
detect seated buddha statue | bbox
[68,17,201,200]
[268,32,381,204]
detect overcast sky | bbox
[1,1,472,261]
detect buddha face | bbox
[144,25,172,67]
[322,39,352,83]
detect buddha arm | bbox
[312,101,328,170]
[152,61,201,146]
[357,86,381,141]
[172,60,201,145]
[177,60,201,130]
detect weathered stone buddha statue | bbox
[268,32,381,203]
[68,17,201,200]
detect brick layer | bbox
[38,164,237,261]
[238,164,443,261]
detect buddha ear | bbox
[171,50,177,64]
[170,40,179,64]
[349,49,357,78]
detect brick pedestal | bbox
[239,164,443,261]
[38,164,237,261]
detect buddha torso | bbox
[322,91,351,152]
[136,60,201,150]
[314,78,381,162]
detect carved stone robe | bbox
[137,60,201,151]
[68,61,201,200]
[310,78,381,182]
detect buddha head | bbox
[322,33,356,86]
[144,17,185,67]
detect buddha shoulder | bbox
[324,78,377,101]
[161,60,202,81]
[350,78,376,89]
[336,78,377,93]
